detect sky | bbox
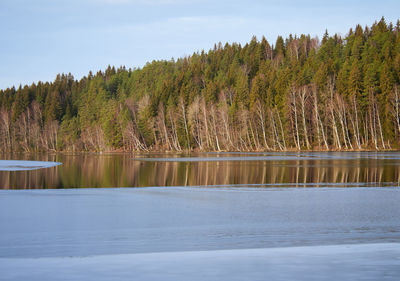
[0,0,399,89]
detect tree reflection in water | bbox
[0,153,399,189]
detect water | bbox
[1,152,400,280]
[1,152,400,189]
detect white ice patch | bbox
[134,156,318,162]
[0,160,61,171]
[134,152,400,162]
[1,243,399,281]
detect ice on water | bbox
[135,151,400,162]
[1,186,400,280]
[0,160,61,171]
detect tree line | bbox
[1,18,400,152]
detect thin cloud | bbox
[90,0,199,5]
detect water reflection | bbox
[0,153,400,189]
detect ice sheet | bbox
[1,187,400,280]
[0,160,61,171]
[1,187,400,258]
[134,151,400,162]
[1,243,399,281]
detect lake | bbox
[0,152,400,280]
[1,151,400,189]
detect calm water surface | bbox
[1,152,400,189]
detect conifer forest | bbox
[1,18,400,152]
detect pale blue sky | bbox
[0,0,399,89]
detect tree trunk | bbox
[300,86,311,149]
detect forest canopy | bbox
[1,18,400,152]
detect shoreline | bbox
[1,148,400,155]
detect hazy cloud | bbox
[89,0,201,5]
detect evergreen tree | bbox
[0,18,399,152]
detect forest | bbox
[0,18,399,152]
